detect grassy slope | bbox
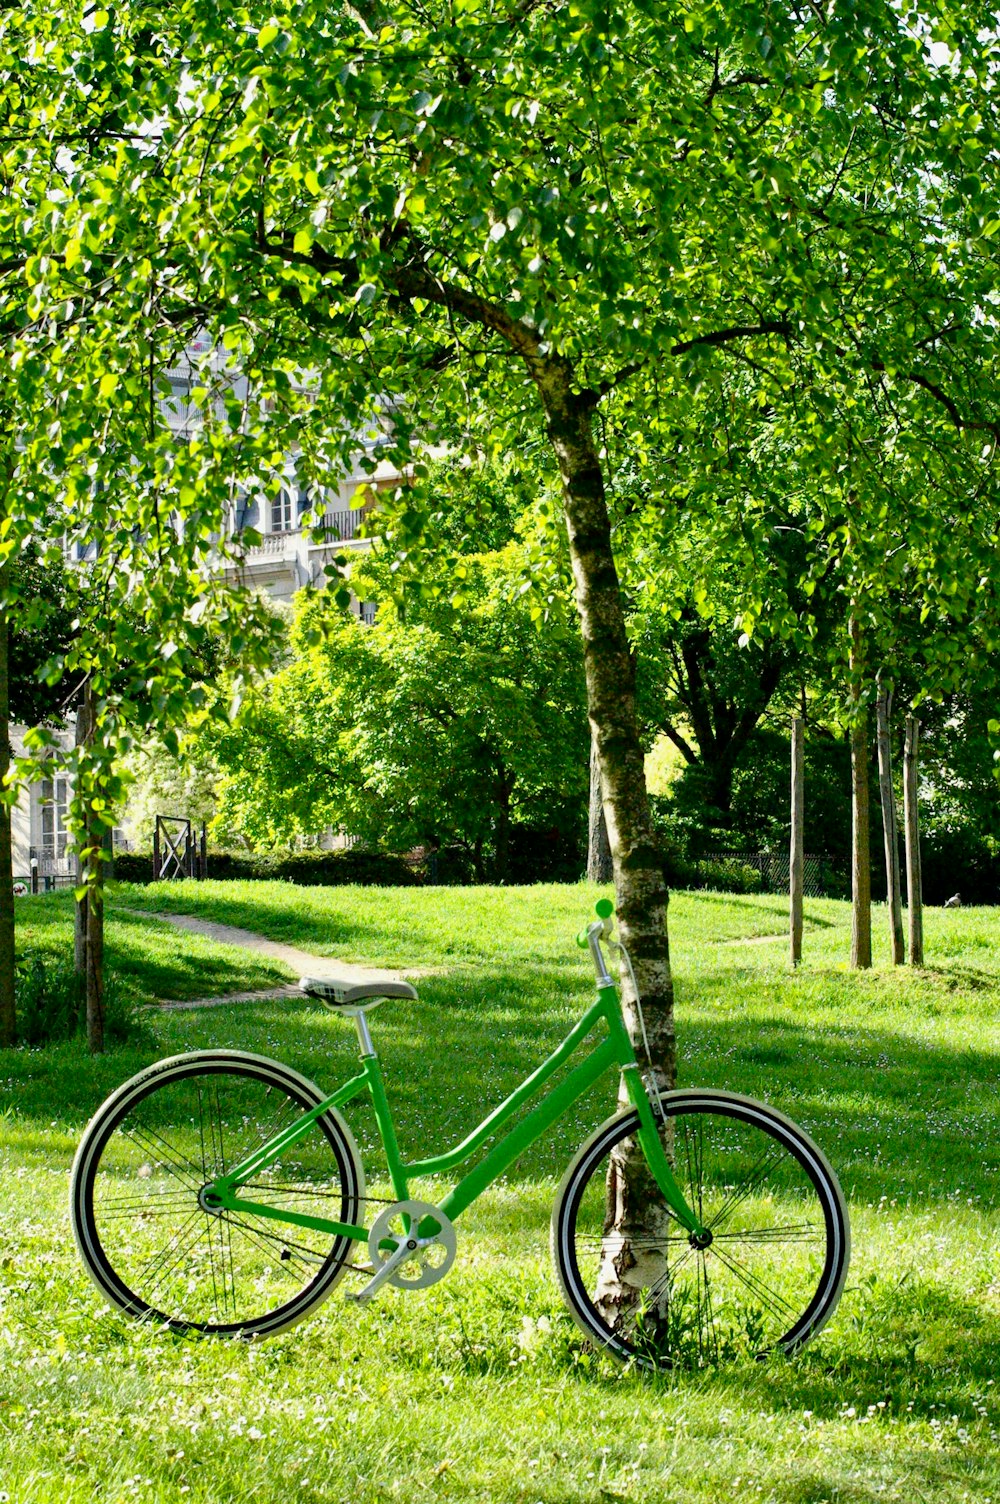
[18,890,293,1003]
[2,883,999,1502]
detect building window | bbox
[360,601,377,626]
[271,487,294,533]
[39,777,69,860]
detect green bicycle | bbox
[70,901,850,1368]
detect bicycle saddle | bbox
[299,976,418,1012]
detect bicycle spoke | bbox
[96,1191,193,1211]
[121,1125,204,1192]
[710,1244,801,1324]
[707,1144,788,1233]
[700,1255,719,1364]
[711,1222,820,1245]
[97,1200,196,1223]
[204,1207,223,1321]
[139,1212,206,1298]
[220,1214,324,1280]
[221,1214,330,1266]
[572,1233,692,1251]
[244,1182,349,1206]
[224,1095,303,1181]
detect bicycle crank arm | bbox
[346,1235,418,1305]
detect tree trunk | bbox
[904,715,923,967]
[789,716,804,967]
[876,681,904,965]
[536,362,674,1335]
[537,362,673,1086]
[0,566,15,1049]
[849,618,871,970]
[86,834,104,1054]
[74,689,91,982]
[74,683,104,1052]
[587,731,613,883]
[493,785,511,885]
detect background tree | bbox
[211,547,589,881]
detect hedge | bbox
[112,848,418,888]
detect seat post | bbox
[353,1011,377,1059]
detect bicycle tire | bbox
[70,1051,365,1337]
[551,1090,849,1369]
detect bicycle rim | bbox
[553,1093,849,1369]
[71,1052,364,1336]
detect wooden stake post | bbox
[876,685,904,964]
[789,717,804,966]
[904,715,923,966]
[849,618,872,970]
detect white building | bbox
[11,732,72,891]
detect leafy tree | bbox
[211,548,588,880]
[9,545,74,727]
[9,0,1000,1326]
[34,0,997,1085]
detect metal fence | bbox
[701,850,839,898]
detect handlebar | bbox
[577,899,616,986]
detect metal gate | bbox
[152,817,207,881]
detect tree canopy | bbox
[210,548,588,880]
[5,0,999,1065]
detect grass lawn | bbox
[2,881,1000,1502]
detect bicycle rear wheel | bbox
[71,1051,365,1337]
[552,1090,849,1369]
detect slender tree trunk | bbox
[74,690,91,982]
[538,362,673,1085]
[587,731,613,883]
[493,786,511,885]
[86,832,104,1054]
[74,683,103,1052]
[789,716,804,967]
[849,618,871,970]
[904,715,923,967]
[876,681,904,965]
[536,361,674,1334]
[0,566,15,1049]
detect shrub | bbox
[15,951,146,1048]
[692,857,763,895]
[16,952,83,1046]
[113,847,418,887]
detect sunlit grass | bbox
[2,883,1000,1501]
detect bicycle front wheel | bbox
[71,1051,365,1337]
[552,1090,849,1369]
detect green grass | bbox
[3,882,1000,1502]
[17,891,294,1004]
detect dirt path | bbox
[121,908,409,1009]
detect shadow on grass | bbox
[5,961,1000,1206]
[16,896,291,1004]
[676,891,839,931]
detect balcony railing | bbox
[244,533,289,557]
[237,508,369,559]
[314,509,368,542]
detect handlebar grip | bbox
[577,899,615,948]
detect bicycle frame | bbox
[207,982,705,1240]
